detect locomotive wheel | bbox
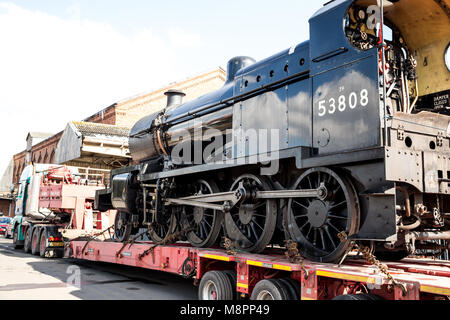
[114,211,132,242]
[148,211,177,244]
[181,180,224,248]
[285,168,360,263]
[224,174,277,253]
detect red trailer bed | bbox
[68,240,450,300]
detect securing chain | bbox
[72,224,115,255]
[223,237,238,256]
[338,232,407,296]
[284,240,309,279]
[138,226,194,261]
[116,228,150,258]
[223,237,244,267]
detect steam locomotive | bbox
[96,0,450,263]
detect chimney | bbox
[165,89,186,108]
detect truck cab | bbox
[11,164,54,247]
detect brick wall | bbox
[0,199,12,216]
[85,104,117,125]
[115,69,226,128]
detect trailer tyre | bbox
[332,293,383,300]
[13,226,23,250]
[199,271,234,300]
[251,279,290,300]
[31,227,41,256]
[39,229,47,258]
[224,270,237,300]
[277,278,301,300]
[24,227,32,253]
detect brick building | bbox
[10,68,226,186]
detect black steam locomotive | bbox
[96,0,450,262]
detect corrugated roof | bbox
[71,121,130,137]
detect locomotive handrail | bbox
[162,70,310,127]
[311,47,348,62]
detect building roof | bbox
[71,121,130,137]
[53,121,131,168]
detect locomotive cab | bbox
[309,0,449,154]
[345,0,449,116]
[307,0,450,259]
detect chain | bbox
[223,237,238,256]
[116,228,150,258]
[284,240,309,279]
[223,237,244,267]
[338,232,407,296]
[138,226,194,261]
[73,224,115,255]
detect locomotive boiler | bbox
[96,0,450,263]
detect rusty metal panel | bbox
[385,148,423,191]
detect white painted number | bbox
[318,100,327,117]
[361,89,369,107]
[329,98,336,114]
[338,95,346,112]
[317,89,370,117]
[349,92,357,109]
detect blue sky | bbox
[0,1,321,175]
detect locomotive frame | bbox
[96,0,450,263]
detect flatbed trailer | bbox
[68,240,450,300]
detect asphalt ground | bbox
[0,237,198,300]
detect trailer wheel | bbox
[13,226,23,250]
[198,271,234,300]
[250,279,290,300]
[224,270,237,300]
[277,278,301,300]
[24,227,32,253]
[31,227,41,256]
[39,229,47,258]
[332,293,383,300]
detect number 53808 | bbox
[318,89,369,117]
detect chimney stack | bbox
[165,89,186,109]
